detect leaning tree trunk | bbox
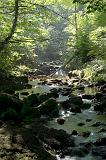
[0,0,19,52]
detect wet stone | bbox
[61,91,70,96]
[86,119,92,122]
[66,146,89,157]
[92,121,105,127]
[21,92,29,96]
[62,100,71,110]
[95,92,103,100]
[71,130,78,135]
[93,137,106,146]
[57,118,65,125]
[70,104,81,113]
[82,94,94,100]
[77,123,85,126]
[98,128,106,133]
[80,131,91,138]
[69,94,83,106]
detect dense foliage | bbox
[0,0,106,79]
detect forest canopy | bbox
[0,0,106,80]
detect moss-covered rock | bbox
[38,98,59,117]
[57,118,65,125]
[38,93,52,103]
[50,88,59,98]
[69,94,83,107]
[94,94,106,113]
[82,103,91,109]
[20,94,40,119]
[70,104,81,113]
[23,94,39,108]
[20,105,40,119]
[94,102,106,113]
[0,93,23,113]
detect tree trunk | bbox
[0,0,19,52]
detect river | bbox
[17,72,106,160]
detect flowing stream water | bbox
[17,71,106,160]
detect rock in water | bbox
[57,118,65,125]
[70,104,81,113]
[71,130,78,135]
[38,98,59,117]
[69,94,83,107]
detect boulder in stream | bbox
[71,130,78,135]
[57,118,65,125]
[37,98,59,117]
[95,92,104,100]
[61,146,89,158]
[98,128,106,133]
[21,92,29,96]
[38,93,52,103]
[80,131,91,138]
[94,93,106,114]
[82,102,91,109]
[50,88,59,98]
[93,137,106,146]
[86,119,92,122]
[69,94,83,107]
[82,94,94,100]
[94,101,106,113]
[70,104,81,113]
[62,100,71,110]
[77,122,85,126]
[23,94,39,108]
[20,94,40,119]
[92,121,104,127]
